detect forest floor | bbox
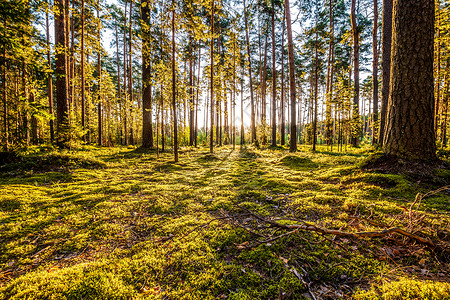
[0,145,449,299]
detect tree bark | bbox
[285,0,297,152]
[382,0,436,161]
[325,0,334,146]
[3,48,8,150]
[142,0,154,148]
[128,0,134,145]
[244,0,256,143]
[372,0,379,144]
[350,0,360,147]
[46,4,54,143]
[55,0,68,147]
[172,0,178,162]
[280,11,285,146]
[97,1,102,146]
[271,0,277,147]
[379,0,392,146]
[210,0,215,153]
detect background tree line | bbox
[1,0,448,161]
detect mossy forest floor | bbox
[1,145,449,299]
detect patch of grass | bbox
[0,145,449,299]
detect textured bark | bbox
[271,0,277,147]
[80,0,86,141]
[195,46,201,147]
[325,0,334,146]
[312,26,318,151]
[55,0,68,147]
[350,0,360,147]
[244,0,256,143]
[128,1,134,145]
[97,2,102,146]
[210,0,214,153]
[285,0,296,152]
[379,0,392,145]
[123,1,128,145]
[280,11,285,146]
[189,39,194,146]
[240,74,244,147]
[2,49,7,150]
[372,0,379,144]
[46,6,54,143]
[142,0,153,148]
[171,0,178,162]
[382,0,436,160]
[261,33,268,144]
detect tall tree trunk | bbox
[64,0,71,110]
[189,38,194,146]
[241,73,244,147]
[142,0,154,148]
[372,0,379,144]
[55,0,68,147]
[261,33,268,144]
[210,0,215,153]
[379,0,392,146]
[80,0,86,141]
[271,0,277,147]
[435,0,441,138]
[244,0,256,143]
[195,46,201,147]
[128,0,134,145]
[285,0,297,152]
[312,26,318,151]
[280,11,285,146]
[46,5,54,143]
[123,1,128,145]
[171,0,178,162]
[97,1,102,146]
[115,25,121,143]
[350,0,360,147]
[325,0,334,146]
[2,48,8,150]
[382,0,436,161]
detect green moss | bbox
[354,278,450,300]
[0,145,448,299]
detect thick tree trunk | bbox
[372,0,379,144]
[2,49,7,150]
[244,0,256,143]
[350,0,360,147]
[142,0,154,148]
[379,0,392,146]
[55,0,68,147]
[382,0,436,161]
[285,0,297,152]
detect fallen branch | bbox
[235,205,436,248]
